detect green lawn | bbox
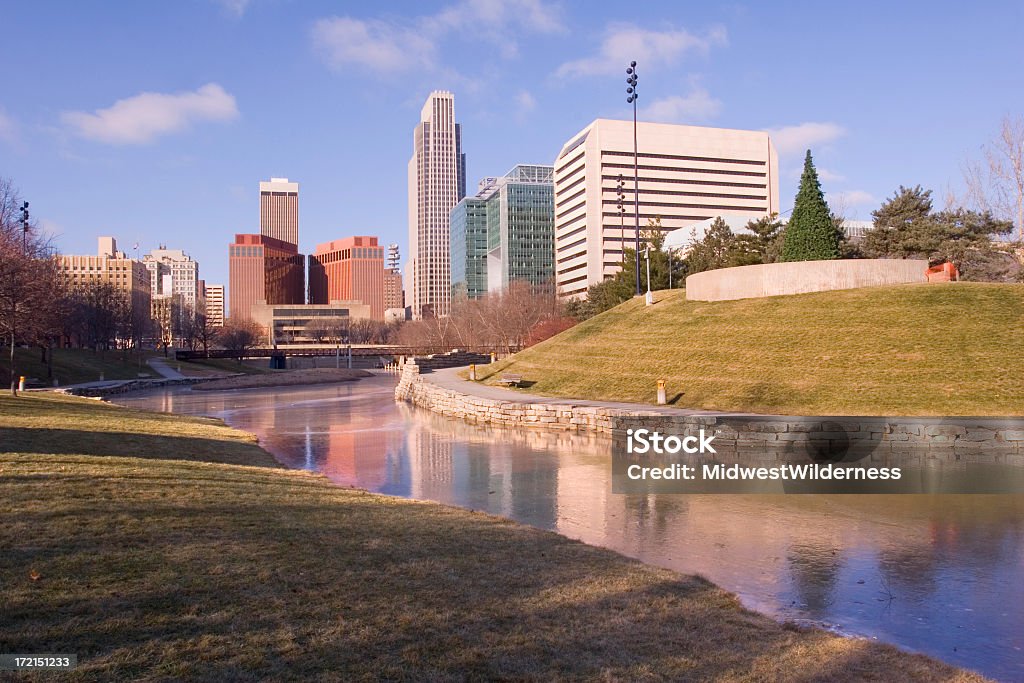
[0,348,157,386]
[0,394,984,681]
[478,283,1024,416]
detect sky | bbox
[2,0,1022,288]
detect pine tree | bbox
[780,150,841,261]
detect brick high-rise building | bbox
[228,233,304,321]
[204,283,225,327]
[384,270,404,312]
[308,236,385,320]
[407,91,465,319]
[260,177,299,247]
[384,243,404,312]
[57,237,152,341]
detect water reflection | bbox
[115,377,1024,681]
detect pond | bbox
[115,375,1024,681]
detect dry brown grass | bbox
[479,283,1024,416]
[0,394,988,681]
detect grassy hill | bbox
[0,393,983,680]
[479,283,1024,416]
[0,348,157,386]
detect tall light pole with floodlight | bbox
[20,201,29,253]
[626,62,640,296]
[616,174,626,265]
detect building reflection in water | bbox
[114,378,1024,681]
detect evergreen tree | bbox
[566,219,684,319]
[859,185,1015,279]
[684,217,736,274]
[780,150,841,261]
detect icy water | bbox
[116,375,1024,680]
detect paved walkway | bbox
[147,357,186,379]
[424,366,746,416]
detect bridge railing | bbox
[174,345,516,361]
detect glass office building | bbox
[450,165,554,299]
[449,197,490,299]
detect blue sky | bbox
[2,1,1022,287]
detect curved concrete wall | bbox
[685,259,929,302]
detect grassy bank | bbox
[479,283,1024,416]
[173,357,278,377]
[0,348,156,386]
[0,394,985,681]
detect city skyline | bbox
[3,1,1023,289]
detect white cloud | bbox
[312,17,436,74]
[515,90,537,119]
[215,0,250,18]
[61,84,239,145]
[516,90,540,112]
[766,122,846,156]
[430,0,564,35]
[645,88,721,123]
[555,23,727,78]
[829,189,875,207]
[0,107,16,144]
[313,1,563,74]
[817,167,845,183]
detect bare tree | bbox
[963,114,1024,241]
[0,178,62,394]
[216,318,265,364]
[349,318,388,344]
[178,305,216,352]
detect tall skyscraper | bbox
[553,119,779,299]
[260,177,299,247]
[308,236,386,320]
[407,91,465,319]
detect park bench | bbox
[498,373,523,387]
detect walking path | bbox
[147,357,186,379]
[425,366,747,416]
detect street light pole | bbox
[645,244,653,306]
[20,201,29,253]
[616,175,626,265]
[626,62,640,296]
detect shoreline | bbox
[2,391,990,681]
[120,380,1013,675]
[396,362,1024,458]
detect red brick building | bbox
[228,233,304,322]
[308,236,386,320]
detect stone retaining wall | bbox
[57,376,228,398]
[685,258,929,301]
[395,363,1024,457]
[407,350,493,372]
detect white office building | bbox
[204,283,225,327]
[407,90,466,319]
[142,246,200,310]
[553,119,779,298]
